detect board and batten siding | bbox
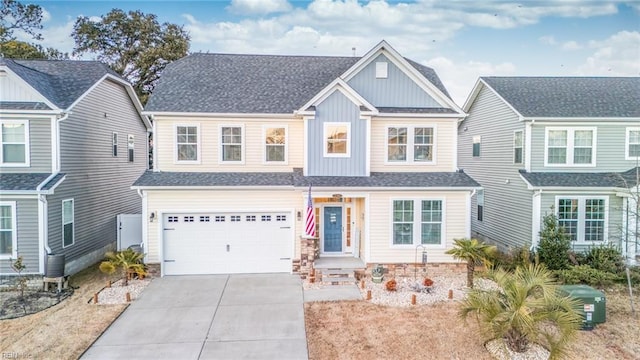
[0,73,43,102]
[367,190,469,263]
[0,198,39,274]
[458,85,533,250]
[530,123,639,172]
[347,54,440,108]
[144,189,301,264]
[370,117,457,172]
[154,116,303,172]
[0,116,52,173]
[47,79,147,273]
[539,193,624,252]
[307,91,367,176]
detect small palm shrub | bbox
[446,238,496,288]
[537,212,571,270]
[554,264,618,287]
[99,249,146,286]
[385,279,397,291]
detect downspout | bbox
[530,189,543,252]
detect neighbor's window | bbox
[1,120,29,165]
[112,132,118,157]
[545,127,596,166]
[221,126,243,162]
[387,126,434,163]
[176,125,199,162]
[513,131,523,164]
[472,136,481,157]
[324,122,350,157]
[264,126,287,163]
[0,202,17,258]
[477,189,484,222]
[62,199,74,247]
[557,197,606,243]
[127,134,134,162]
[626,127,640,160]
[393,199,444,246]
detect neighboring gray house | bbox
[458,77,640,262]
[0,58,150,279]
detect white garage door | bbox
[162,212,293,275]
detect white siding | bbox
[0,73,46,102]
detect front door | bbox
[323,206,343,252]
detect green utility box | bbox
[558,285,606,330]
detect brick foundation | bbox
[361,263,466,280]
[294,237,319,279]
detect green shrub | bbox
[537,212,572,270]
[490,247,534,272]
[584,245,625,274]
[554,265,618,287]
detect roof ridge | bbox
[187,52,359,60]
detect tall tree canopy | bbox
[0,40,68,59]
[72,9,190,104]
[0,0,43,42]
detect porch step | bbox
[319,268,357,284]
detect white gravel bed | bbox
[485,339,550,360]
[93,278,151,305]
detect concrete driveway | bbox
[82,274,308,360]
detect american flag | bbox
[304,184,316,237]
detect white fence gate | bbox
[117,214,142,251]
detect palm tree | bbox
[446,238,496,288]
[460,264,582,359]
[99,249,146,286]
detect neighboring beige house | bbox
[134,41,478,278]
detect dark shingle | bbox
[132,171,294,187]
[482,77,640,118]
[519,168,640,188]
[0,101,51,110]
[0,173,53,191]
[377,107,457,114]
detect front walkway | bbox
[81,274,308,360]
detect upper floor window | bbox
[472,136,481,157]
[176,125,199,163]
[386,126,434,163]
[220,126,244,163]
[626,127,640,160]
[1,120,29,166]
[556,196,607,243]
[127,134,134,162]
[112,132,118,157]
[513,131,523,164]
[392,199,444,246]
[0,202,17,259]
[324,122,350,157]
[264,126,287,163]
[62,199,74,248]
[545,127,596,166]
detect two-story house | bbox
[458,77,640,262]
[0,58,150,281]
[133,41,479,277]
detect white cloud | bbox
[227,0,292,15]
[561,41,582,51]
[577,30,640,75]
[539,35,557,45]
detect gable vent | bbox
[376,62,388,79]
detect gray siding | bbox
[530,124,639,172]
[539,193,624,252]
[47,79,147,273]
[0,198,39,274]
[347,54,440,108]
[307,91,367,176]
[458,85,533,250]
[0,117,52,173]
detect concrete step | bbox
[319,269,357,284]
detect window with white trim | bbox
[387,126,434,163]
[472,136,481,157]
[1,120,29,166]
[62,199,74,247]
[513,131,523,164]
[324,122,350,157]
[264,126,287,163]
[477,189,484,222]
[221,126,243,162]
[545,127,596,166]
[392,199,444,246]
[127,134,134,162]
[176,125,199,162]
[112,132,118,157]
[626,127,640,160]
[557,196,607,243]
[0,202,17,259]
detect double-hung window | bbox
[556,196,607,243]
[472,136,481,157]
[221,126,244,163]
[0,202,17,259]
[392,199,444,246]
[264,126,287,163]
[545,127,596,166]
[176,125,199,162]
[626,127,640,160]
[386,126,435,163]
[324,122,350,157]
[112,132,118,157]
[513,131,523,164]
[477,189,484,222]
[1,120,29,166]
[127,134,134,162]
[62,199,74,248]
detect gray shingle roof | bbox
[0,58,120,109]
[145,53,451,114]
[482,77,640,118]
[0,173,65,191]
[519,168,639,188]
[133,169,479,188]
[0,101,51,110]
[377,107,457,114]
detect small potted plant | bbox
[371,264,384,283]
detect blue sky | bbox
[21,0,640,104]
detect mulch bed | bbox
[0,289,73,320]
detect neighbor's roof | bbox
[132,169,479,188]
[0,58,121,109]
[481,77,640,118]
[519,168,640,188]
[145,53,451,114]
[0,173,65,191]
